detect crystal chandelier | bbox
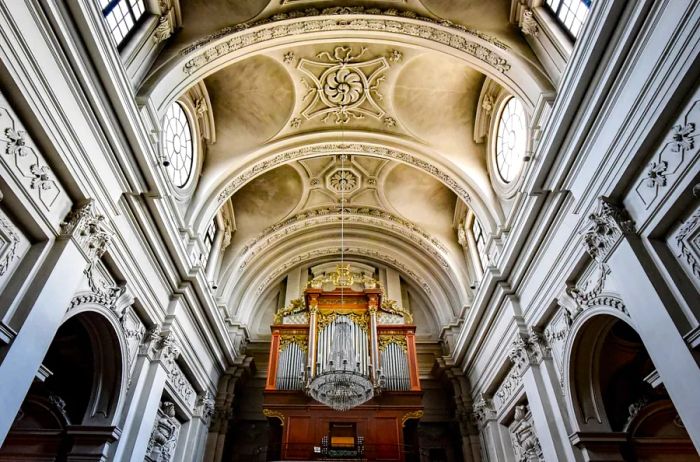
[307,318,376,411]
[304,151,380,411]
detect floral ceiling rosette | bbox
[298,46,389,124]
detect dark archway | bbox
[0,311,124,461]
[568,314,698,461]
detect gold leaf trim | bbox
[263,408,285,426]
[401,410,424,427]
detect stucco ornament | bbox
[298,47,388,124]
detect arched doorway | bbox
[0,311,124,461]
[568,313,698,461]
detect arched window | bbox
[472,219,488,271]
[99,0,146,47]
[162,102,195,188]
[495,97,527,184]
[545,0,591,39]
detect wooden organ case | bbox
[263,266,423,461]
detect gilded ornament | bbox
[273,298,307,324]
[401,410,423,427]
[262,408,285,426]
[379,334,407,352]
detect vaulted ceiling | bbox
[141,0,553,339]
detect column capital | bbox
[60,199,113,262]
[581,197,636,263]
[508,329,551,373]
[472,394,496,428]
[195,390,215,427]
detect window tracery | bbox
[495,97,527,184]
[99,0,146,47]
[162,102,194,189]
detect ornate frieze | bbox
[296,47,390,125]
[145,401,181,462]
[254,246,432,297]
[580,197,635,263]
[60,200,113,262]
[509,405,544,462]
[180,8,509,76]
[216,143,472,206]
[236,206,449,274]
[493,366,522,410]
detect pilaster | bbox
[0,201,110,445]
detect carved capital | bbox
[196,391,216,426]
[153,14,174,44]
[581,197,636,263]
[142,327,181,365]
[472,394,496,428]
[508,330,550,373]
[60,200,113,262]
[520,8,540,37]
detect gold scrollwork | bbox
[279,334,308,352]
[317,311,369,330]
[379,334,407,352]
[401,410,424,427]
[263,408,285,426]
[274,298,307,324]
[381,299,413,323]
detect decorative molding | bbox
[296,46,390,125]
[401,410,423,427]
[635,101,698,208]
[0,211,20,277]
[60,200,113,262]
[262,408,285,426]
[509,405,544,462]
[216,143,472,206]
[327,168,360,193]
[520,8,539,37]
[508,329,551,374]
[675,207,700,281]
[0,106,62,209]
[145,401,181,462]
[180,8,509,76]
[196,391,216,426]
[153,14,175,44]
[142,328,196,410]
[254,246,432,297]
[378,334,407,352]
[236,206,449,272]
[493,366,522,410]
[580,197,635,263]
[472,394,496,428]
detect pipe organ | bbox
[263,265,423,461]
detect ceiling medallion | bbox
[298,47,389,124]
[327,168,360,194]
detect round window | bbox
[495,97,527,183]
[162,102,194,188]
